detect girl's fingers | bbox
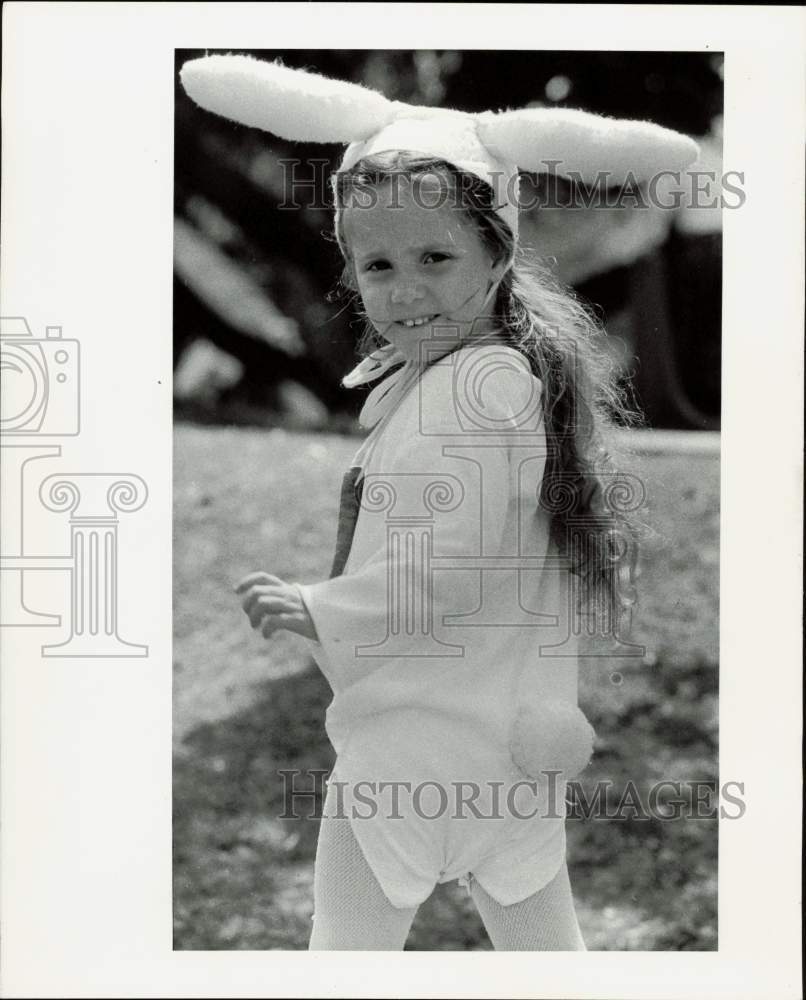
[261,613,291,639]
[234,571,285,594]
[248,594,291,629]
[240,584,281,618]
[261,616,278,638]
[234,576,297,638]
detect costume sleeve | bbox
[297,361,544,693]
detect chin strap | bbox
[341,342,407,389]
[341,342,416,430]
[350,351,420,431]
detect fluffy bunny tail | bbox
[510,699,596,782]
[180,55,398,143]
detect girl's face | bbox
[341,174,507,364]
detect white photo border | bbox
[1,3,803,998]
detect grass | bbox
[173,421,719,950]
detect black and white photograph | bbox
[173,48,725,952]
[1,3,803,996]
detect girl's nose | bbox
[390,281,425,305]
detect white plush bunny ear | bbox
[477,106,700,183]
[179,55,399,143]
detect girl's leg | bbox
[308,811,419,950]
[469,862,587,951]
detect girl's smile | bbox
[396,314,440,327]
[342,175,508,362]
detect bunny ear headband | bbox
[179,54,700,244]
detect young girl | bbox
[182,55,698,951]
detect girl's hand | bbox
[234,572,319,641]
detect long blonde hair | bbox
[333,151,647,633]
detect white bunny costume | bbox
[297,341,592,908]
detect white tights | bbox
[308,812,587,951]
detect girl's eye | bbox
[362,253,451,272]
